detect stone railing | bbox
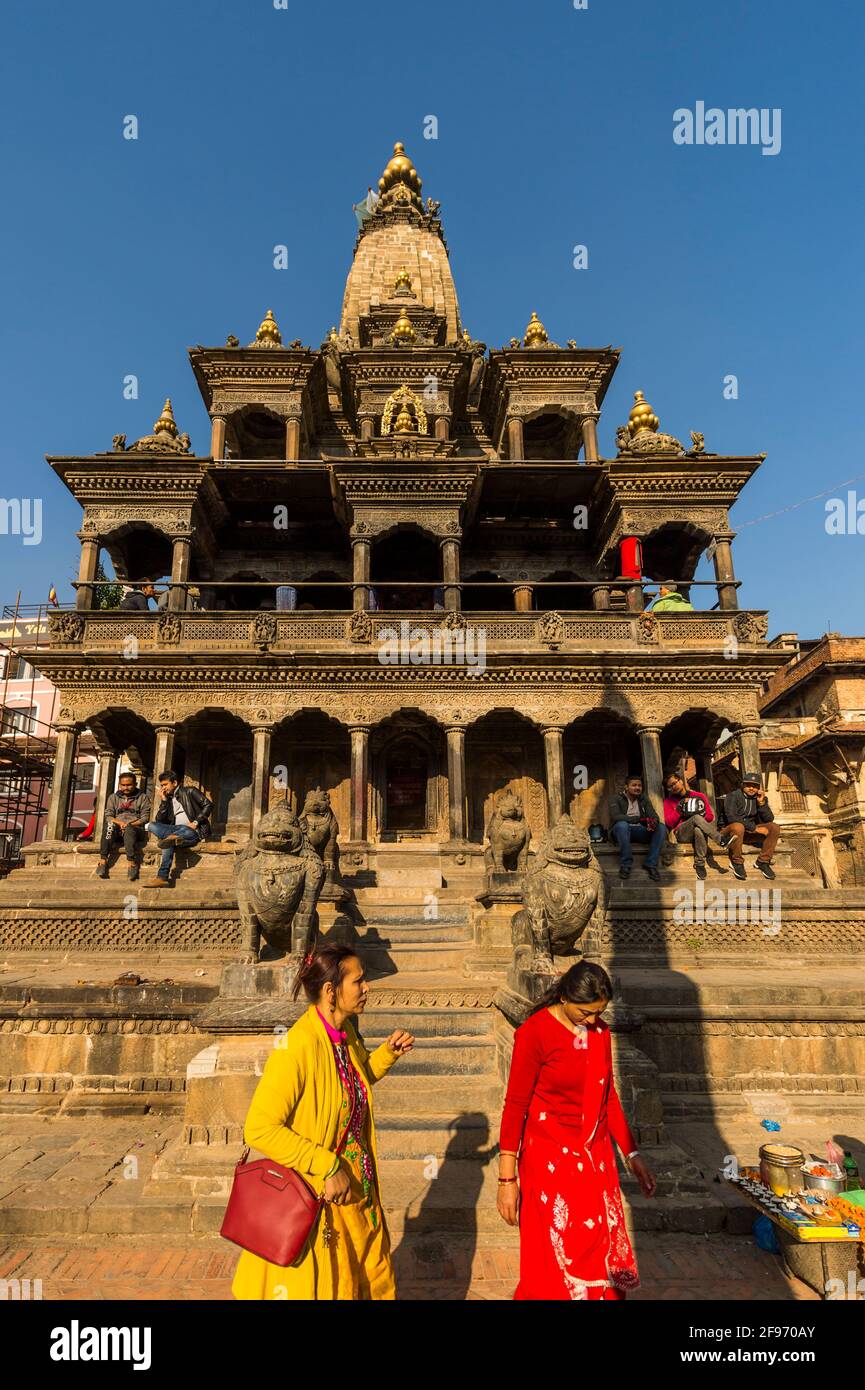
[49,608,770,653]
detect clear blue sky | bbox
[1,0,863,635]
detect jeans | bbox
[674,814,725,865]
[611,819,666,869]
[145,821,201,878]
[100,821,147,862]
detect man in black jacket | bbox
[608,774,666,882]
[721,773,779,881]
[144,769,212,887]
[119,582,157,611]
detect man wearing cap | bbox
[721,773,780,880]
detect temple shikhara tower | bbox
[2,143,862,1255]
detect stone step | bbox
[361,942,472,975]
[361,1036,498,1076]
[357,1008,494,1039]
[372,1074,502,1118]
[353,922,472,943]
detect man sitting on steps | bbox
[721,772,780,882]
[608,773,666,882]
[144,770,212,888]
[96,771,149,881]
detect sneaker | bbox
[732,861,747,881]
[720,832,735,849]
[619,865,632,880]
[644,865,661,883]
[127,861,139,881]
[96,862,109,879]
[144,876,171,888]
[756,860,776,880]
[695,862,707,880]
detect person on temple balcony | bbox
[496,960,656,1301]
[648,581,694,613]
[144,770,212,888]
[608,774,666,882]
[119,581,156,611]
[664,773,732,880]
[96,770,149,881]
[721,772,780,881]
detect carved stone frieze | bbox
[733,611,769,644]
[349,506,462,539]
[50,613,84,644]
[157,613,182,645]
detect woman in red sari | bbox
[497,961,656,1300]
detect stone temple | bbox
[1,142,862,1271]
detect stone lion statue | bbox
[299,787,339,884]
[234,804,325,962]
[484,790,531,873]
[511,815,606,973]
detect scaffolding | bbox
[0,595,64,875]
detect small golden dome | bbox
[394,266,413,293]
[628,390,659,436]
[393,402,416,433]
[256,309,282,346]
[391,308,416,346]
[153,398,178,437]
[379,141,422,198]
[524,311,549,348]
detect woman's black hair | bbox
[526,960,613,1019]
[291,941,361,1003]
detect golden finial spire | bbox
[628,390,660,436]
[393,401,416,433]
[153,398,178,437]
[255,308,282,346]
[391,307,416,346]
[378,141,423,210]
[523,311,549,348]
[394,266,413,293]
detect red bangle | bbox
[498,1176,518,1184]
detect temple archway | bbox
[370,527,442,611]
[563,710,640,831]
[370,712,445,839]
[466,710,546,844]
[175,709,253,839]
[269,711,351,831]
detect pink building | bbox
[0,614,98,868]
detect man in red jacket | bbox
[664,773,732,879]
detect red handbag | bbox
[221,1124,350,1267]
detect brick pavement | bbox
[0,1232,818,1301]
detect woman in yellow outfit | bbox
[231,942,414,1300]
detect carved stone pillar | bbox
[210,415,226,459]
[76,533,100,611]
[507,416,524,461]
[582,412,600,462]
[713,535,738,611]
[359,416,374,442]
[638,726,664,810]
[435,416,450,441]
[251,725,272,832]
[542,726,566,823]
[349,725,369,842]
[737,725,763,780]
[285,417,301,462]
[592,585,611,611]
[445,725,467,842]
[151,726,176,818]
[169,534,192,611]
[45,723,79,841]
[513,582,533,612]
[440,537,461,612]
[93,749,118,849]
[626,583,645,613]
[352,537,371,612]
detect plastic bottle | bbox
[843,1151,861,1191]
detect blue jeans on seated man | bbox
[145,821,201,879]
[611,819,666,869]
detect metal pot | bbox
[803,1170,846,1195]
[759,1143,805,1196]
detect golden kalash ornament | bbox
[523,311,549,348]
[254,309,282,347]
[391,308,416,346]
